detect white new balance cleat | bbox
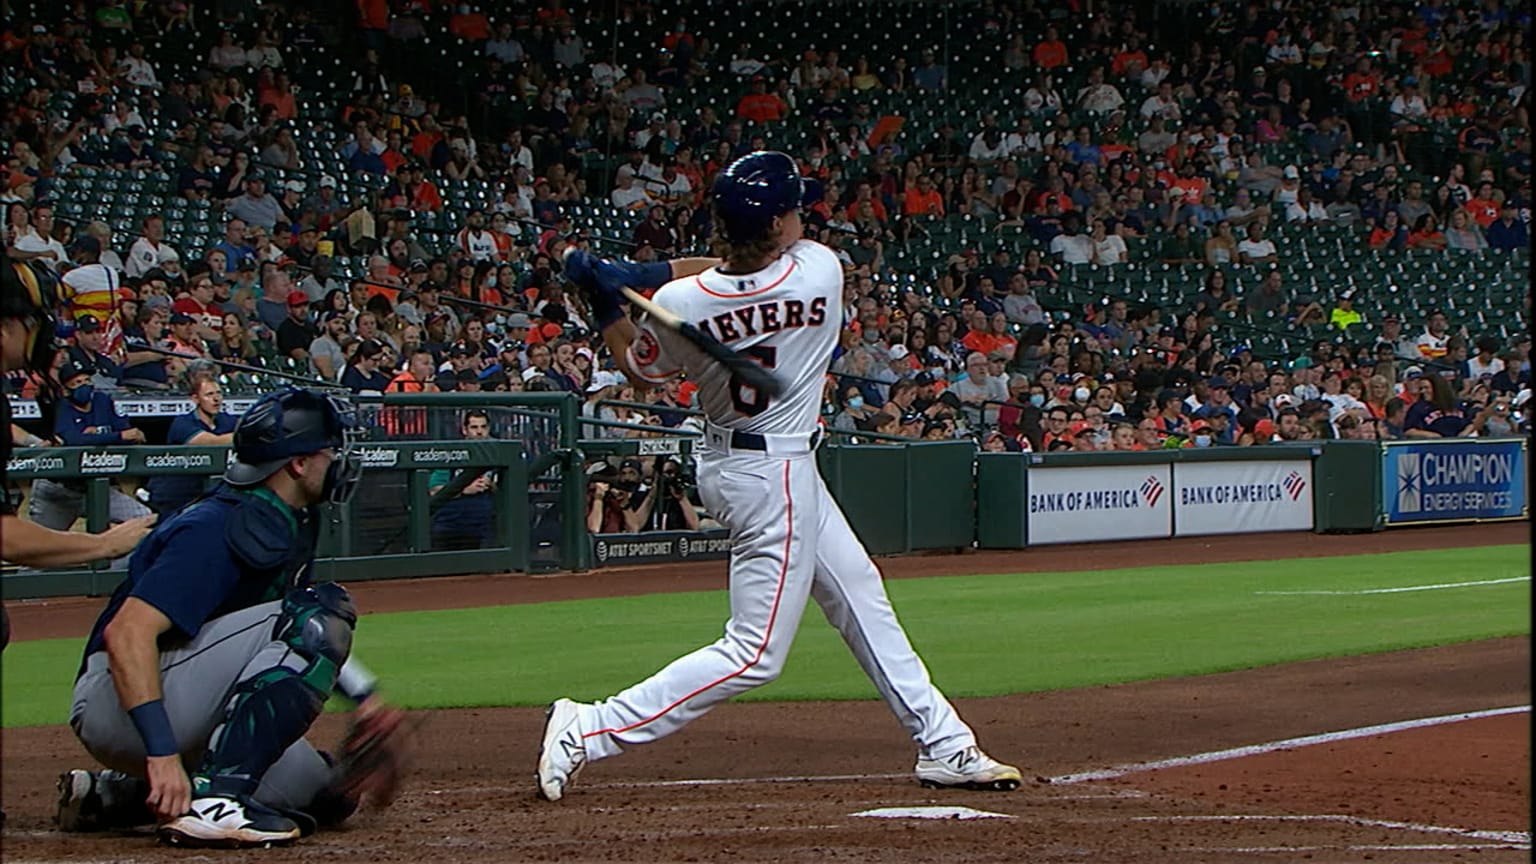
[536,698,588,801]
[915,746,1023,792]
[157,795,301,848]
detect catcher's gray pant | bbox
[27,479,151,567]
[70,601,334,812]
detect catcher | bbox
[57,388,413,847]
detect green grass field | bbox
[3,545,1528,728]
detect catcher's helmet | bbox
[226,388,362,503]
[711,150,823,244]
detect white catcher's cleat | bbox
[157,795,301,848]
[914,746,1023,791]
[536,698,588,801]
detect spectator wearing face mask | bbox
[28,363,153,558]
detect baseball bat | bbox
[618,285,783,397]
[561,249,784,397]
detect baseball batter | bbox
[539,151,1019,800]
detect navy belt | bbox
[729,428,822,452]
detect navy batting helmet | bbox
[711,151,823,245]
[226,388,362,503]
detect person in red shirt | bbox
[1463,181,1500,227]
[1110,36,1148,79]
[1343,58,1381,102]
[735,76,787,124]
[1032,26,1068,70]
[902,174,944,217]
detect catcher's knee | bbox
[277,584,358,692]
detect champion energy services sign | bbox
[1382,439,1527,525]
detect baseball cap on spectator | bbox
[575,346,596,365]
[1402,365,1425,379]
[72,235,102,256]
[899,410,924,426]
[521,366,544,383]
[285,180,306,194]
[447,342,472,357]
[408,258,428,273]
[319,175,337,188]
[507,312,533,330]
[287,291,310,307]
[889,344,911,361]
[1272,393,1298,409]
[586,370,621,393]
[540,322,563,340]
[1289,356,1313,370]
[58,360,92,383]
[74,316,102,333]
[913,371,935,385]
[1069,421,1093,438]
[322,310,346,323]
[1208,376,1230,390]
[1189,419,1213,434]
[1253,418,1277,439]
[169,312,195,325]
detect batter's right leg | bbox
[808,475,1021,791]
[537,454,820,801]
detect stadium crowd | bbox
[2,0,1531,486]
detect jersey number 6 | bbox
[731,346,778,417]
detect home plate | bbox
[852,806,1015,820]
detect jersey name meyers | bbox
[693,296,828,343]
[628,240,843,436]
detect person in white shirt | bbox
[1089,219,1127,265]
[968,128,1008,163]
[118,42,160,89]
[11,204,69,271]
[610,172,651,211]
[503,129,534,173]
[1285,187,1329,225]
[590,55,622,91]
[1389,79,1429,125]
[1139,82,1181,121]
[1236,222,1278,264]
[1075,68,1125,114]
[84,221,125,273]
[457,209,500,262]
[208,32,247,71]
[1049,217,1095,264]
[245,30,283,70]
[1003,117,1042,155]
[125,215,176,278]
[1465,336,1506,382]
[1267,33,1302,65]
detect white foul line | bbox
[1128,814,1531,846]
[1256,576,1531,595]
[1179,845,1530,854]
[1049,704,1531,784]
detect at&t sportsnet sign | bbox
[1026,464,1172,544]
[1173,461,1314,536]
[1383,439,1527,525]
[593,530,732,565]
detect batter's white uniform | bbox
[579,239,977,762]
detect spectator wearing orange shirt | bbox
[1110,36,1148,79]
[257,73,297,121]
[961,311,1018,359]
[1032,26,1068,70]
[735,76,788,124]
[902,174,944,217]
[450,6,491,41]
[1342,58,1381,102]
[1463,182,1500,228]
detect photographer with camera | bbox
[629,456,701,533]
